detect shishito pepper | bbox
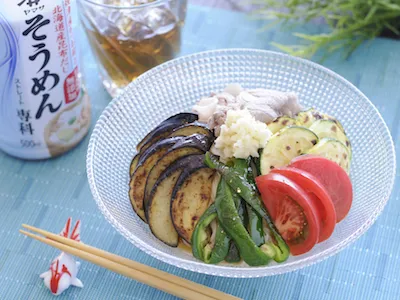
[215,178,276,266]
[205,152,290,263]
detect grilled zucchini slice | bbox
[267,116,299,134]
[295,108,316,128]
[296,108,345,132]
[260,126,318,175]
[309,119,351,157]
[306,138,351,172]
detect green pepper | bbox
[191,204,217,262]
[232,159,250,228]
[207,159,257,264]
[223,182,243,263]
[253,151,262,175]
[208,223,230,264]
[224,160,249,263]
[238,199,248,226]
[215,178,275,266]
[231,158,267,257]
[246,159,265,247]
[248,158,259,182]
[191,204,230,264]
[247,205,265,247]
[205,152,290,263]
[224,198,250,263]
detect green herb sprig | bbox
[254,0,400,59]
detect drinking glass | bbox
[78,0,187,97]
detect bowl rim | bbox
[86,48,396,278]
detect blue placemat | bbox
[0,4,399,300]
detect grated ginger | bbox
[213,109,272,160]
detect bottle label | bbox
[0,0,90,159]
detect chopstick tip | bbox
[19,229,28,235]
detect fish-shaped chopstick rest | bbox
[40,218,83,296]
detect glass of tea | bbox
[78,0,187,97]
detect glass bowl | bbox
[86,49,396,277]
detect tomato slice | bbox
[271,167,336,242]
[289,155,353,222]
[256,173,321,256]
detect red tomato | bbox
[290,155,353,222]
[271,167,336,242]
[256,173,321,256]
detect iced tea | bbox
[79,0,187,97]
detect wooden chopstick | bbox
[20,225,241,300]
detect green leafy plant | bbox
[255,0,400,58]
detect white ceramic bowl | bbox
[87,49,396,277]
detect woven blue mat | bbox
[1,4,399,300]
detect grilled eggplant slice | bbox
[147,169,182,246]
[143,132,212,205]
[171,165,216,243]
[132,122,212,176]
[130,136,184,221]
[130,135,211,222]
[146,154,205,246]
[169,122,213,141]
[129,153,140,177]
[137,113,198,151]
[140,121,213,153]
[144,147,203,208]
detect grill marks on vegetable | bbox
[130,136,188,221]
[144,147,204,208]
[309,119,351,157]
[130,148,169,221]
[130,120,213,223]
[260,126,319,175]
[278,110,353,173]
[306,124,351,172]
[128,107,352,263]
[129,113,215,247]
[171,168,216,243]
[267,116,299,134]
[146,154,205,247]
[136,113,198,151]
[147,169,182,246]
